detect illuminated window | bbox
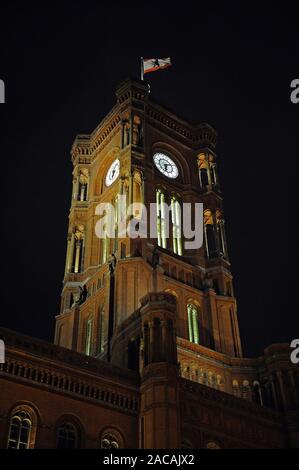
[113,195,119,253]
[101,225,108,264]
[187,303,200,344]
[171,197,182,255]
[57,422,78,449]
[98,306,105,354]
[7,410,32,449]
[85,318,93,356]
[133,171,143,206]
[156,190,167,249]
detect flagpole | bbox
[140,57,144,81]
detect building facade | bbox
[0,78,298,449]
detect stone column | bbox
[74,240,81,273]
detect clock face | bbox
[153,152,179,179]
[105,159,120,187]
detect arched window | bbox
[187,303,200,344]
[57,422,78,449]
[97,306,105,354]
[85,317,93,356]
[171,197,182,255]
[7,410,33,449]
[100,430,124,449]
[156,190,167,249]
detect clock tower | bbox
[1,77,297,451]
[55,77,242,392]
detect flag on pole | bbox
[141,58,172,79]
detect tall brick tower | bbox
[1,78,297,451]
[55,77,242,395]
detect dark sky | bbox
[0,2,298,357]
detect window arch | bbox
[171,196,182,255]
[7,406,37,449]
[100,428,124,449]
[57,422,79,449]
[187,303,200,344]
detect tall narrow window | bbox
[98,307,105,354]
[171,197,182,255]
[210,164,217,185]
[57,422,78,449]
[198,153,210,187]
[187,303,200,344]
[204,210,217,259]
[85,318,93,356]
[101,226,108,264]
[113,196,119,253]
[7,411,32,449]
[216,210,228,258]
[156,190,167,249]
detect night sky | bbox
[0,3,298,357]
